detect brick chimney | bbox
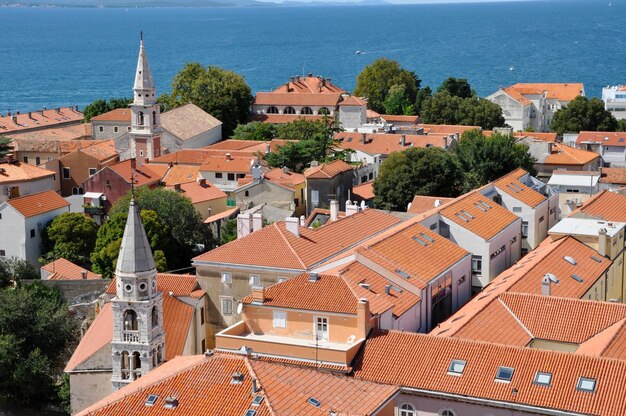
[237,213,252,239]
[357,298,370,339]
[81,270,88,280]
[174,183,182,192]
[130,158,136,171]
[285,217,300,237]
[198,178,207,187]
[251,287,265,304]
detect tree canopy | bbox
[231,121,277,141]
[354,58,420,114]
[41,213,98,267]
[0,283,75,408]
[373,147,463,211]
[550,96,618,134]
[0,136,13,158]
[437,77,475,99]
[82,97,132,122]
[420,92,505,130]
[159,63,253,138]
[0,257,38,289]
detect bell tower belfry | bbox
[129,33,162,164]
[110,196,165,390]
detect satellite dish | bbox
[236,302,243,315]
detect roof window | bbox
[563,256,577,265]
[571,274,584,283]
[460,210,474,219]
[412,236,428,246]
[244,410,257,416]
[145,394,158,407]
[495,366,514,383]
[455,213,470,222]
[164,397,179,409]
[307,397,322,408]
[231,372,245,384]
[591,255,603,263]
[533,371,552,386]
[420,233,435,243]
[576,377,596,393]
[447,359,466,376]
[479,200,491,209]
[396,269,410,279]
[474,203,487,212]
[251,395,264,406]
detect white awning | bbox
[83,192,103,199]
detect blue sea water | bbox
[0,0,624,113]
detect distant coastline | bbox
[0,0,390,8]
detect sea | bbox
[0,0,624,113]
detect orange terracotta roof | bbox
[251,113,327,124]
[408,195,454,214]
[64,303,113,372]
[577,131,626,147]
[0,161,56,184]
[366,109,381,118]
[599,167,626,185]
[151,149,252,165]
[254,92,342,107]
[166,180,226,204]
[544,143,600,166]
[337,95,367,106]
[108,160,163,186]
[11,138,107,155]
[6,190,69,217]
[335,132,451,154]
[160,103,221,142]
[199,155,258,174]
[507,83,584,102]
[162,294,194,361]
[0,107,83,134]
[358,222,469,290]
[515,132,558,142]
[76,140,118,162]
[502,86,533,106]
[440,191,519,240]
[339,261,420,318]
[7,122,92,141]
[159,165,199,186]
[353,329,626,416]
[419,124,480,135]
[352,181,374,200]
[271,75,346,94]
[601,321,626,361]
[493,168,547,208]
[263,168,305,188]
[304,160,353,179]
[205,140,269,152]
[204,206,239,224]
[193,209,402,270]
[380,114,420,123]
[91,108,131,122]
[42,258,101,280]
[572,189,626,222]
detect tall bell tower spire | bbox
[129,33,162,164]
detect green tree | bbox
[0,136,13,158]
[383,84,414,115]
[82,97,132,122]
[159,63,253,137]
[91,209,169,278]
[219,219,238,246]
[551,96,618,134]
[437,77,475,99]
[0,257,38,288]
[453,129,537,192]
[0,283,75,408]
[420,92,463,125]
[373,147,463,211]
[618,119,626,132]
[354,58,420,114]
[275,117,332,141]
[41,213,98,266]
[456,97,505,130]
[231,121,277,141]
[414,86,432,115]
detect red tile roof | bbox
[7,123,92,141]
[77,140,118,162]
[199,155,258,174]
[166,180,226,204]
[599,167,626,185]
[91,108,131,122]
[193,209,402,270]
[544,143,600,166]
[263,168,305,189]
[571,189,626,222]
[6,190,69,218]
[0,107,83,134]
[42,258,101,280]
[11,138,107,155]
[108,160,163,186]
[380,114,420,123]
[407,195,454,214]
[493,168,547,208]
[335,132,452,154]
[577,131,626,147]
[352,181,374,200]
[64,302,114,373]
[419,124,480,135]
[337,95,367,106]
[353,329,626,416]
[159,165,199,186]
[304,160,353,179]
[254,92,342,107]
[271,75,346,94]
[252,113,327,124]
[0,161,56,184]
[204,206,239,224]
[505,83,584,102]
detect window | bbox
[539,215,545,223]
[244,190,249,197]
[277,276,288,283]
[89,168,97,176]
[521,221,529,238]
[47,156,52,162]
[221,272,232,284]
[576,377,596,392]
[151,306,158,327]
[98,126,104,132]
[533,371,552,386]
[512,206,522,213]
[439,411,456,416]
[294,198,299,206]
[221,298,233,315]
[447,359,466,376]
[495,366,514,382]
[267,106,279,114]
[273,310,286,328]
[399,403,416,416]
[301,107,313,115]
[201,339,205,352]
[0,213,2,220]
[315,316,329,341]
[215,172,223,179]
[123,310,138,331]
[35,156,40,165]
[227,173,235,181]
[283,106,296,114]
[0,250,5,257]
[430,223,437,230]
[200,306,205,325]
[62,167,71,179]
[490,245,505,260]
[114,126,119,133]
[249,274,260,286]
[139,150,144,157]
[30,229,35,238]
[127,126,132,131]
[472,255,482,273]
[318,107,330,115]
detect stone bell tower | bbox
[110,197,165,390]
[129,32,162,165]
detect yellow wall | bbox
[194,197,228,221]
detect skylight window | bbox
[396,269,411,279]
[245,410,257,416]
[447,359,467,376]
[591,255,603,263]
[412,236,427,246]
[533,372,552,386]
[164,397,179,409]
[479,200,491,209]
[495,366,514,382]
[251,396,264,406]
[145,394,158,407]
[455,213,469,222]
[420,233,435,243]
[576,377,596,393]
[563,256,577,265]
[474,203,487,212]
[571,274,584,283]
[307,397,322,408]
[460,210,475,219]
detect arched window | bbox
[72,186,79,195]
[400,403,416,416]
[301,107,313,115]
[78,187,84,195]
[138,111,144,126]
[152,349,157,367]
[123,310,138,331]
[157,345,163,364]
[318,107,330,115]
[283,107,296,115]
[120,351,130,379]
[267,106,279,114]
[439,410,456,416]
[151,306,158,328]
[152,111,157,126]
[132,351,141,369]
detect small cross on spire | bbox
[140,30,143,41]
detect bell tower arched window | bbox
[152,111,157,126]
[121,351,130,380]
[138,111,144,126]
[123,310,138,331]
[151,306,158,328]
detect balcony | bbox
[123,331,140,343]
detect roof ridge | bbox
[243,358,277,416]
[497,296,535,339]
[275,222,307,269]
[588,317,626,356]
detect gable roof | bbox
[64,302,114,373]
[254,92,342,107]
[271,75,346,94]
[304,160,353,179]
[199,155,258,174]
[493,168,547,208]
[159,165,199,186]
[544,143,600,166]
[0,161,56,184]
[91,108,131,123]
[77,140,118,161]
[505,83,584,101]
[599,167,626,185]
[352,329,626,416]
[0,107,83,134]
[42,258,101,280]
[572,190,626,222]
[335,132,452,155]
[408,195,454,214]
[108,160,163,186]
[263,168,305,189]
[166,180,226,204]
[193,209,402,270]
[10,138,106,154]
[6,190,69,218]
[353,181,374,200]
[577,131,626,147]
[160,103,222,141]
[7,123,92,142]
[419,124,480,135]
[439,191,520,240]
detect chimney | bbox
[400,134,406,146]
[346,202,360,216]
[252,213,263,232]
[252,287,265,303]
[308,272,319,282]
[198,178,207,187]
[541,274,551,296]
[290,76,294,82]
[174,183,182,192]
[598,228,608,257]
[225,153,232,161]
[11,116,17,124]
[265,142,271,154]
[361,133,367,144]
[251,380,259,395]
[81,270,88,280]
[307,72,312,77]
[55,107,60,114]
[130,158,136,171]
[384,284,391,295]
[300,215,306,227]
[285,217,300,237]
[357,298,370,338]
[28,112,34,120]
[330,199,339,221]
[237,213,253,239]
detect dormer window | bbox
[577,377,596,393]
[447,359,466,376]
[533,371,552,386]
[495,366,514,383]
